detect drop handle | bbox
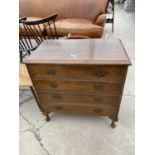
[93,96,103,102]
[93,83,104,90]
[93,108,102,113]
[55,106,63,110]
[47,70,56,75]
[52,95,62,100]
[92,71,106,78]
[50,83,58,88]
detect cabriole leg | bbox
[109,115,118,128]
[42,112,50,122]
[111,121,116,128]
[46,114,50,122]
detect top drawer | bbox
[27,64,127,82]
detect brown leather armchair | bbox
[19,0,108,38]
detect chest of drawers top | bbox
[23,39,131,65]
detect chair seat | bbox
[46,18,103,38]
[19,64,32,87]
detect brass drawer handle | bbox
[93,83,104,91]
[47,70,56,75]
[50,82,58,88]
[92,71,106,78]
[52,94,61,100]
[93,96,103,102]
[93,108,102,113]
[55,106,63,110]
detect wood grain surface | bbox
[24,39,131,127]
[24,39,131,65]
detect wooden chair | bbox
[19,14,59,116]
[19,17,31,63]
[19,64,32,87]
[19,13,58,63]
[19,64,42,110]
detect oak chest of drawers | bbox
[24,39,131,128]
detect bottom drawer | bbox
[37,92,120,107]
[42,103,117,116]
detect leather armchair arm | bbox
[95,14,106,26]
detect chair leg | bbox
[112,0,115,32]
[105,0,115,33]
[27,50,31,55]
[112,19,114,32]
[19,51,23,63]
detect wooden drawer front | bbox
[37,92,120,107]
[27,64,126,82]
[33,80,122,95]
[43,104,117,116]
